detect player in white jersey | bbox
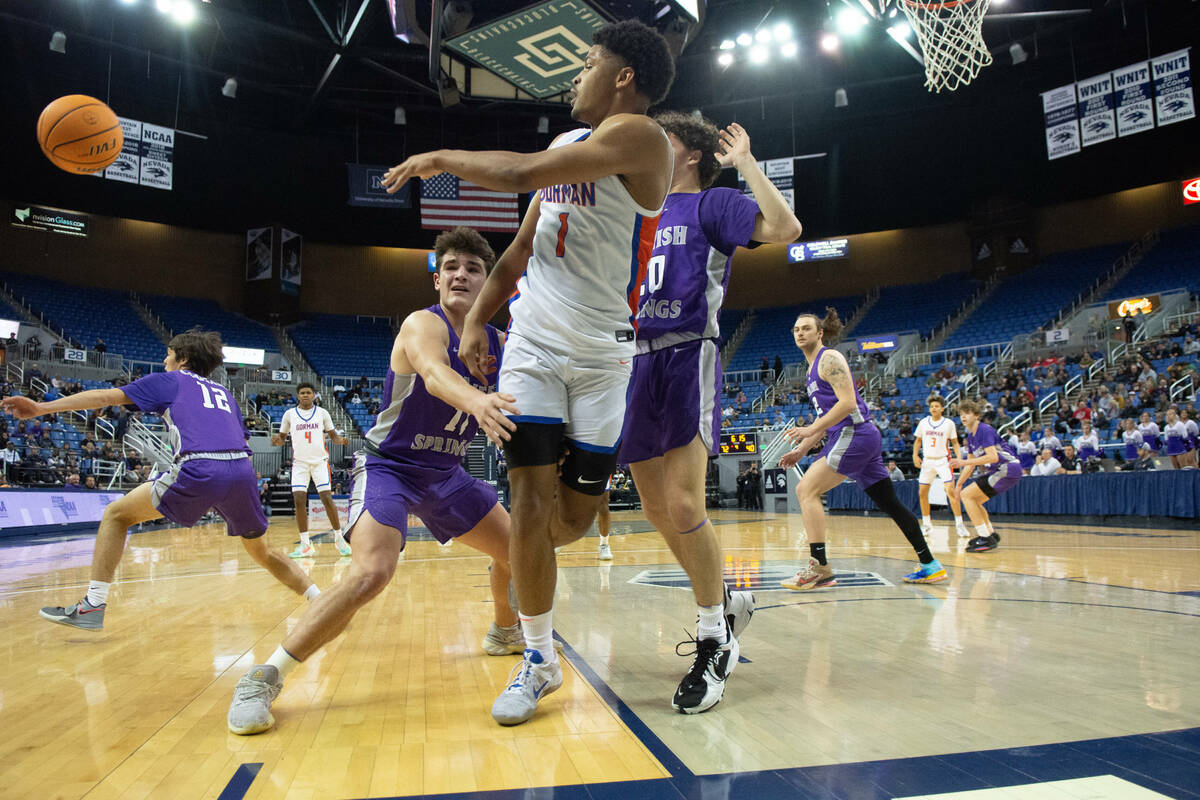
[383,19,675,727]
[912,395,969,537]
[273,382,350,557]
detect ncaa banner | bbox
[347,163,411,207]
[1077,72,1116,147]
[1113,61,1154,137]
[139,123,174,190]
[1152,48,1195,127]
[102,118,142,184]
[1042,83,1081,160]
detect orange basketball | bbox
[37,94,123,174]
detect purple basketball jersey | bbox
[365,304,502,467]
[806,347,870,436]
[634,188,758,342]
[121,370,249,454]
[965,422,1021,476]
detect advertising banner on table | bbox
[1042,83,1081,160]
[103,117,142,184]
[347,163,411,208]
[1152,48,1195,127]
[1077,72,1116,147]
[246,227,273,281]
[280,229,302,295]
[1113,61,1155,137]
[139,123,174,190]
[307,496,351,529]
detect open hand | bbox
[715,122,752,168]
[0,396,41,419]
[381,152,444,194]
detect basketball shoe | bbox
[672,630,740,714]
[333,531,352,557]
[956,522,971,538]
[723,583,755,639]
[598,542,613,560]
[781,558,836,590]
[903,559,948,583]
[965,533,1000,553]
[491,649,563,726]
[288,543,316,558]
[40,599,105,631]
[228,664,283,735]
[482,622,525,656]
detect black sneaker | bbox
[965,534,999,553]
[671,632,739,714]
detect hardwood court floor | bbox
[1,509,1198,799]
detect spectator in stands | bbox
[1030,448,1061,477]
[887,460,904,481]
[1131,443,1156,471]
[1072,401,1092,426]
[24,335,42,360]
[94,338,107,354]
[83,475,97,489]
[4,332,17,353]
[1057,444,1081,474]
[1185,337,1200,356]
[1,441,19,478]
[1096,386,1117,420]
[1122,316,1136,343]
[27,363,43,383]
[1138,360,1157,384]
[773,354,783,379]
[64,473,82,489]
[1039,425,1063,456]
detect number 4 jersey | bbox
[121,369,250,455]
[280,405,334,463]
[364,304,502,469]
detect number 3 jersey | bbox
[634,188,758,345]
[364,304,502,469]
[121,370,249,455]
[508,127,669,357]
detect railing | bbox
[4,361,22,385]
[943,387,961,407]
[981,360,997,384]
[1088,357,1106,382]
[1038,391,1060,419]
[761,420,797,467]
[959,372,978,397]
[1131,321,1148,345]
[1170,375,1196,403]
[1108,341,1128,364]
[122,417,175,469]
[1064,374,1083,399]
[866,374,881,397]
[997,408,1032,438]
[999,342,1013,363]
[29,376,48,398]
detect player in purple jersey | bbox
[777,309,947,586]
[227,227,524,736]
[1,330,317,632]
[949,399,1023,552]
[619,112,801,714]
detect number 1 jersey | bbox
[121,370,249,455]
[364,304,502,469]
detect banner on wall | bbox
[103,118,142,184]
[64,348,87,362]
[246,228,273,281]
[280,229,302,295]
[1077,72,1116,146]
[347,163,411,207]
[738,157,794,210]
[1042,83,1081,160]
[1152,48,1195,127]
[98,117,174,189]
[1113,61,1155,137]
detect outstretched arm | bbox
[2,388,130,419]
[716,123,802,243]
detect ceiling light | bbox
[780,41,798,58]
[170,0,196,24]
[119,0,139,5]
[221,77,238,98]
[1010,42,1028,64]
[394,106,407,125]
[834,87,848,108]
[719,39,735,50]
[736,32,753,47]
[773,23,793,41]
[49,31,66,53]
[835,7,868,35]
[887,22,911,39]
[717,52,734,66]
[155,0,173,12]
[820,32,840,52]
[755,28,772,44]
[888,7,898,17]
[749,46,769,64]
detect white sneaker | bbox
[491,649,563,726]
[598,542,613,560]
[920,522,933,535]
[956,524,971,538]
[228,664,283,735]
[481,622,525,656]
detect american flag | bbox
[419,174,519,232]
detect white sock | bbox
[697,603,727,642]
[332,528,345,542]
[954,515,964,524]
[599,535,609,545]
[303,584,321,601]
[985,522,996,535]
[299,530,311,547]
[86,580,110,607]
[922,515,932,527]
[519,610,556,663]
[267,645,302,679]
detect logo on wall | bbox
[1109,295,1160,318]
[1184,178,1200,205]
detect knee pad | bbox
[560,445,618,496]
[502,421,566,469]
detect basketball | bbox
[36,94,123,174]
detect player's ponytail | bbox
[819,306,844,344]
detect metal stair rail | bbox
[122,416,175,470]
[0,282,42,326]
[1056,229,1160,328]
[1170,375,1196,404]
[128,292,172,343]
[760,419,797,467]
[925,273,1001,353]
[998,408,1032,438]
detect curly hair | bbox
[167,328,223,378]
[434,226,496,272]
[654,111,721,189]
[593,19,675,105]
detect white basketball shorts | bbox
[498,332,632,452]
[291,458,332,492]
[918,458,954,486]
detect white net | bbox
[900,0,993,93]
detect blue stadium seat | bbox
[1103,222,1200,300]
[142,294,276,351]
[854,276,979,339]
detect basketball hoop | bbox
[900,0,993,93]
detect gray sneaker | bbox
[40,599,105,631]
[491,649,563,726]
[723,584,755,640]
[482,622,525,656]
[228,664,283,735]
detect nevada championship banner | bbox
[1152,48,1195,127]
[1112,61,1155,137]
[1042,83,1081,160]
[1077,72,1116,147]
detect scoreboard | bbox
[719,432,757,454]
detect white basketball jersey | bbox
[916,416,956,460]
[281,406,333,462]
[508,127,669,356]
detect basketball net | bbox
[900,0,993,93]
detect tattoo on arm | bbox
[820,354,852,393]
